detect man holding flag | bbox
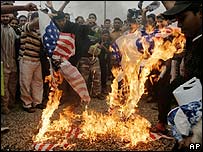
[38,10,91,104]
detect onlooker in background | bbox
[9,17,21,103]
[76,13,104,100]
[124,8,143,33]
[146,13,157,29]
[19,12,44,113]
[1,1,37,132]
[109,17,124,81]
[1,13,18,114]
[110,17,123,43]
[155,14,169,30]
[27,11,33,22]
[9,17,20,34]
[99,30,112,95]
[18,15,27,27]
[64,12,70,22]
[123,9,142,35]
[1,1,18,17]
[102,19,113,32]
[87,13,102,40]
[1,1,15,5]
[75,16,85,25]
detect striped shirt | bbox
[19,23,41,62]
[1,24,17,73]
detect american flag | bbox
[110,42,122,64]
[39,13,75,60]
[38,10,90,103]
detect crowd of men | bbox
[1,1,202,151]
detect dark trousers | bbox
[40,55,50,105]
[157,80,172,124]
[157,74,185,124]
[156,70,172,124]
[100,57,108,90]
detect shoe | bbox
[1,127,9,133]
[23,107,35,113]
[1,107,10,115]
[35,104,46,109]
[150,122,169,135]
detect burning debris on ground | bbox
[1,26,185,151]
[1,98,176,151]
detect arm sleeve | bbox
[21,23,31,33]
[62,21,90,39]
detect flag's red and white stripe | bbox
[60,60,91,102]
[33,143,58,151]
[33,126,83,151]
[52,33,75,60]
[149,132,174,141]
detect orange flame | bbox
[108,27,185,119]
[80,110,151,147]
[33,27,185,148]
[33,71,64,142]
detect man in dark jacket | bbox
[162,1,202,150]
[53,11,104,101]
[163,1,202,83]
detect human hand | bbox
[141,7,148,14]
[154,76,160,82]
[24,3,38,11]
[88,43,101,56]
[138,1,143,10]
[45,1,53,9]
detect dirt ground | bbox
[1,84,176,151]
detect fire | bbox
[80,110,151,147]
[33,26,185,149]
[108,27,185,119]
[33,71,64,142]
[79,27,185,147]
